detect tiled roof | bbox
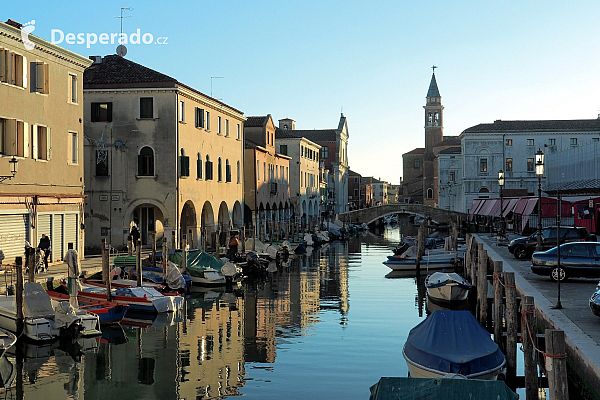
[244,140,258,149]
[275,129,337,142]
[435,136,460,146]
[275,127,298,139]
[84,55,176,85]
[438,147,461,155]
[545,179,600,195]
[405,148,425,155]
[245,116,269,128]
[463,119,600,133]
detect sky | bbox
[5,1,600,183]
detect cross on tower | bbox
[432,65,437,73]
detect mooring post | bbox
[152,233,156,269]
[127,238,133,257]
[522,295,539,400]
[136,238,142,287]
[162,238,168,284]
[464,234,472,278]
[493,260,503,345]
[182,244,188,274]
[504,272,518,381]
[27,247,35,283]
[546,329,569,400]
[102,240,111,301]
[416,221,425,274]
[477,246,488,326]
[15,256,23,335]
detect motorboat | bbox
[384,245,462,271]
[166,249,238,285]
[425,272,472,304]
[403,310,506,380]
[46,289,129,324]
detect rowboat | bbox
[46,290,129,324]
[425,272,472,304]
[403,310,506,380]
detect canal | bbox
[0,222,582,399]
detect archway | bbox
[180,200,198,248]
[217,201,230,248]
[201,201,215,251]
[232,201,243,228]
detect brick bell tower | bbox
[423,66,444,206]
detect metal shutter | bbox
[0,214,29,265]
[64,214,78,253]
[37,214,51,250]
[52,214,63,261]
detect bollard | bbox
[522,295,539,400]
[546,329,569,400]
[493,260,503,345]
[504,272,518,382]
[477,247,488,326]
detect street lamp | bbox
[552,194,563,309]
[0,157,19,183]
[498,170,505,241]
[535,149,545,251]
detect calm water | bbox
[0,223,556,399]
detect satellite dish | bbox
[116,44,127,57]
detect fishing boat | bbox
[166,249,236,285]
[46,289,129,324]
[76,281,184,314]
[403,310,506,380]
[112,255,191,293]
[425,272,472,304]
[384,245,460,271]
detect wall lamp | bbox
[0,157,18,183]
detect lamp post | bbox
[552,193,563,309]
[535,149,545,251]
[498,170,505,241]
[0,157,18,183]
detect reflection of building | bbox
[0,20,92,263]
[83,55,245,251]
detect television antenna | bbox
[115,6,133,56]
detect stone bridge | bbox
[338,203,468,226]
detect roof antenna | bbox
[115,5,133,57]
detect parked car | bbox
[530,242,600,281]
[508,226,596,260]
[589,283,600,317]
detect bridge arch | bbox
[339,204,467,226]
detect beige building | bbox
[83,55,244,252]
[0,20,91,264]
[243,115,291,241]
[275,128,322,229]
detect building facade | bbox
[243,115,291,241]
[83,55,245,252]
[0,20,91,264]
[347,170,362,210]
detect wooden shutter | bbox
[107,102,113,122]
[22,56,26,89]
[29,61,36,92]
[31,125,37,159]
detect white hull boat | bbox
[425,272,472,303]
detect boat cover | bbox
[403,310,505,377]
[369,377,517,400]
[168,249,225,278]
[23,282,55,317]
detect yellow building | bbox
[83,55,244,252]
[0,20,91,264]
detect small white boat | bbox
[425,272,472,303]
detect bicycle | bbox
[25,248,46,274]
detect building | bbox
[274,127,321,230]
[0,20,92,264]
[243,115,291,241]
[277,114,349,216]
[347,170,362,210]
[400,148,424,203]
[83,55,245,252]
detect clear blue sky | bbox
[6,1,600,183]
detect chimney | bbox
[89,56,103,64]
[5,19,23,29]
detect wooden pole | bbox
[546,329,569,400]
[493,260,503,345]
[477,246,488,326]
[472,242,482,296]
[162,238,167,283]
[522,295,539,400]
[416,221,425,274]
[182,244,188,274]
[136,238,142,287]
[15,256,23,335]
[27,247,34,283]
[152,233,156,268]
[102,240,112,301]
[127,238,133,256]
[504,272,518,382]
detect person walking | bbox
[38,234,51,271]
[129,225,140,250]
[227,232,239,260]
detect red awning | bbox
[469,199,484,220]
[502,198,520,217]
[520,198,539,232]
[490,199,502,217]
[513,198,529,215]
[478,199,498,216]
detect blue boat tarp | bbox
[369,377,518,400]
[403,310,505,377]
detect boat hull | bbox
[383,259,455,271]
[404,353,504,380]
[425,272,472,303]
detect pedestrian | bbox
[227,232,239,260]
[130,225,140,249]
[38,234,51,271]
[24,241,32,270]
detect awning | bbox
[490,199,502,217]
[520,198,539,232]
[513,198,529,215]
[469,199,484,221]
[478,199,499,216]
[502,198,519,217]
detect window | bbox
[139,97,154,119]
[280,144,288,155]
[527,139,534,146]
[549,138,556,145]
[414,158,420,168]
[0,50,24,87]
[257,160,260,181]
[91,103,112,122]
[301,146,304,157]
[479,158,487,173]
[34,125,50,160]
[206,111,211,130]
[30,62,49,94]
[237,161,240,183]
[218,116,222,134]
[179,101,185,122]
[263,162,266,181]
[218,157,222,181]
[196,153,202,179]
[180,149,189,177]
[506,158,513,172]
[195,107,205,128]
[225,119,230,137]
[505,139,513,146]
[138,146,154,176]
[321,146,329,159]
[0,120,27,157]
[449,171,455,182]
[570,138,578,146]
[69,74,77,103]
[205,155,213,180]
[69,132,78,164]
[593,138,600,142]
[527,158,534,172]
[237,124,241,140]
[96,150,108,176]
[226,159,231,182]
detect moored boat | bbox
[425,272,472,304]
[403,310,506,380]
[46,289,129,324]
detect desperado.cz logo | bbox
[51,28,168,48]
